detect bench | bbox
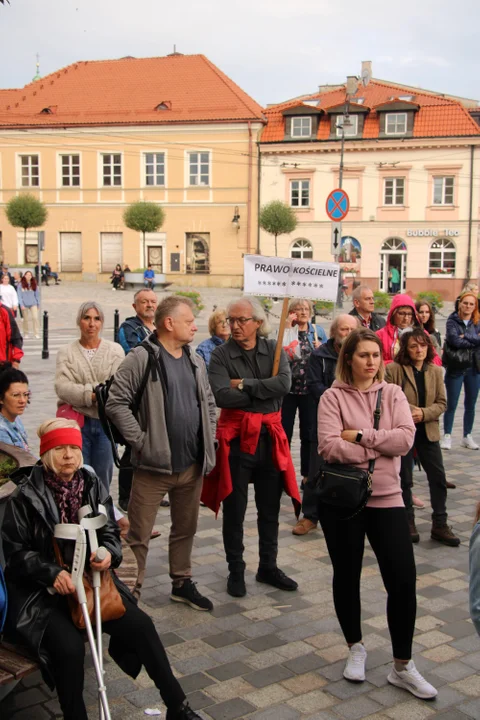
[123,271,169,290]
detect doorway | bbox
[379,238,407,293]
[147,246,163,273]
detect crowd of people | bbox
[1,282,480,717]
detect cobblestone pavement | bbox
[3,283,479,720]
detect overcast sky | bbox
[1,0,478,106]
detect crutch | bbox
[49,522,112,720]
[78,504,109,720]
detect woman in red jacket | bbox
[376,294,441,366]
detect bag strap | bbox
[367,388,383,476]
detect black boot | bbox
[227,571,246,597]
[166,702,202,719]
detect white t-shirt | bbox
[0,284,18,309]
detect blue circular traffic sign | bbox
[326,188,350,221]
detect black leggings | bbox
[281,392,317,477]
[318,504,417,660]
[41,595,185,720]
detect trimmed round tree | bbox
[123,201,165,269]
[5,194,48,254]
[259,200,297,256]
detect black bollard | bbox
[42,311,49,359]
[114,309,120,344]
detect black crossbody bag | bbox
[315,389,382,519]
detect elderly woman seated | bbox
[1,418,201,720]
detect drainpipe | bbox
[257,142,262,254]
[246,121,253,256]
[466,144,474,279]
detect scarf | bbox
[44,470,85,524]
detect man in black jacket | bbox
[292,314,359,535]
[349,285,386,331]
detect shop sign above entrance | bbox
[406,229,459,237]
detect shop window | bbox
[290,238,313,259]
[429,238,456,275]
[433,176,454,205]
[186,233,210,273]
[291,117,312,138]
[290,180,310,207]
[339,236,361,263]
[384,177,405,205]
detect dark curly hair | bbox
[394,327,435,366]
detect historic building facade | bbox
[260,78,480,300]
[0,54,265,286]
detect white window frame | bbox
[290,238,313,259]
[385,112,407,135]
[19,154,39,187]
[290,179,310,208]
[336,115,358,137]
[102,153,122,187]
[188,151,210,187]
[433,176,454,205]
[428,238,456,275]
[144,152,165,187]
[60,154,81,187]
[291,116,312,138]
[384,177,405,205]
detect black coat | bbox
[306,338,339,403]
[349,307,386,332]
[1,465,134,689]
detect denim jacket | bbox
[469,521,480,636]
[196,335,225,368]
[307,321,327,347]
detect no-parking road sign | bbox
[326,188,350,221]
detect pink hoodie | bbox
[376,293,442,366]
[318,380,415,508]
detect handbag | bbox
[56,404,85,428]
[442,342,472,373]
[53,539,125,629]
[315,389,382,518]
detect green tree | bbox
[5,194,48,250]
[123,201,165,268]
[259,200,297,256]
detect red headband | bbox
[40,428,83,456]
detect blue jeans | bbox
[81,416,113,492]
[444,367,480,436]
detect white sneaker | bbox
[343,643,367,682]
[387,660,437,699]
[440,434,452,450]
[461,434,479,450]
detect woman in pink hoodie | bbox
[376,293,442,366]
[317,327,437,700]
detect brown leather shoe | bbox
[409,518,420,543]
[292,518,317,536]
[431,523,461,547]
[446,481,456,489]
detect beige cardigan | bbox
[55,339,125,419]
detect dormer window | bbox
[40,107,52,114]
[385,112,407,135]
[336,115,358,137]
[291,117,312,138]
[155,101,171,111]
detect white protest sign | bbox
[244,254,340,302]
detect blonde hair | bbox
[288,298,313,315]
[208,309,227,336]
[38,418,84,474]
[336,328,385,385]
[458,291,480,325]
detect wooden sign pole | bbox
[272,297,290,376]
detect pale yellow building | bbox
[260,78,480,300]
[0,54,265,286]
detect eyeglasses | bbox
[217,320,229,327]
[396,312,413,318]
[226,317,253,326]
[9,392,31,400]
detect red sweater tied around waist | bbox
[201,408,301,518]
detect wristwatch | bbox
[238,379,244,391]
[355,430,363,443]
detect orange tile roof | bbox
[262,79,480,142]
[0,54,265,128]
